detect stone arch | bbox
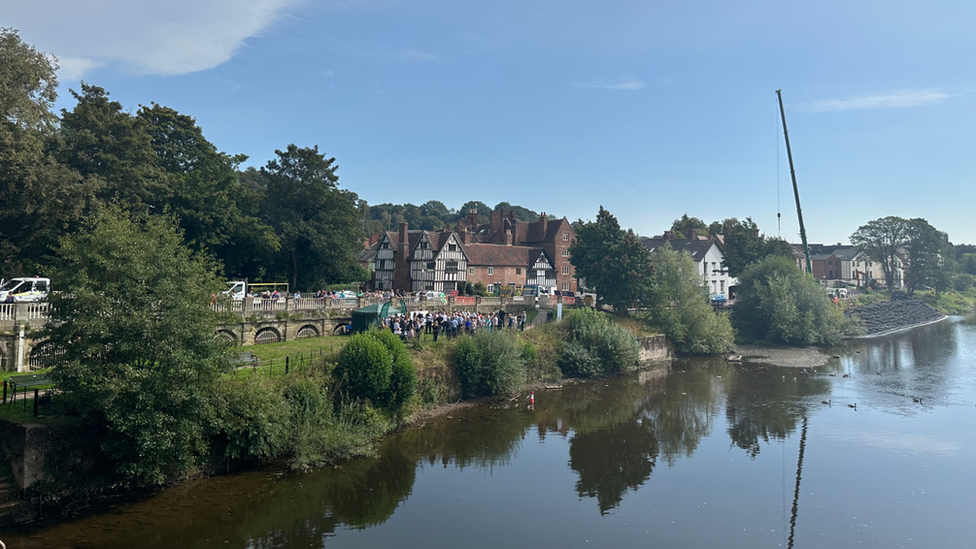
[215,330,238,344]
[296,324,319,339]
[254,327,281,344]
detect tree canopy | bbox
[733,256,850,346]
[570,206,654,314]
[670,214,709,239]
[261,144,363,289]
[647,244,735,355]
[40,207,229,485]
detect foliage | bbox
[570,206,654,314]
[670,214,709,239]
[902,218,953,296]
[710,217,794,278]
[0,28,59,131]
[260,144,363,289]
[955,273,975,292]
[733,256,850,346]
[850,216,908,290]
[212,376,290,462]
[559,308,640,377]
[333,329,416,411]
[451,331,526,397]
[39,207,228,485]
[647,244,735,355]
[137,103,279,278]
[334,332,393,403]
[959,253,976,276]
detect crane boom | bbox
[776,89,812,274]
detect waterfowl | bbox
[848,403,857,410]
[821,400,831,406]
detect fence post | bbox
[2,380,6,404]
[285,356,289,375]
[33,389,38,416]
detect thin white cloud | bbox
[334,41,444,63]
[6,0,301,79]
[803,89,951,112]
[575,78,645,91]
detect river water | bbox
[4,317,976,548]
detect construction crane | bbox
[776,90,813,275]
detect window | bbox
[562,265,570,275]
[487,267,494,275]
[448,244,457,252]
[720,280,725,292]
[446,260,459,273]
[561,249,569,257]
[487,284,494,294]
[469,266,475,274]
[562,233,569,241]
[561,282,570,291]
[516,268,522,275]
[426,262,435,270]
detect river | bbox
[3,316,976,548]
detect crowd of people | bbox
[380,309,529,342]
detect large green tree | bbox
[647,244,735,355]
[39,207,229,485]
[0,28,90,275]
[570,206,654,315]
[850,216,909,290]
[59,84,169,214]
[261,144,362,289]
[137,103,279,278]
[902,218,952,296]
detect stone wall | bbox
[0,419,49,490]
[638,334,671,365]
[845,298,946,337]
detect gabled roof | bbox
[465,243,546,267]
[640,238,715,262]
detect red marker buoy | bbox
[529,391,535,407]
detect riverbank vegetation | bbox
[733,256,858,346]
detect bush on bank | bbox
[559,308,640,377]
[452,330,526,397]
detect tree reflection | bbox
[569,417,659,514]
[724,368,827,458]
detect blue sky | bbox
[6,0,975,245]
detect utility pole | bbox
[776,89,813,274]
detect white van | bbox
[0,277,51,303]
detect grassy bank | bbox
[854,288,976,315]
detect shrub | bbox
[734,256,849,345]
[333,328,417,413]
[559,308,640,377]
[334,332,392,403]
[451,331,526,397]
[955,273,975,293]
[213,377,290,463]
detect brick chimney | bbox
[663,230,673,242]
[399,222,408,245]
[690,229,698,240]
[505,229,513,246]
[456,221,468,244]
[467,209,479,231]
[539,212,548,239]
[369,233,379,246]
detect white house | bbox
[641,234,738,298]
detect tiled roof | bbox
[465,244,544,267]
[641,238,714,261]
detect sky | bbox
[5,0,976,245]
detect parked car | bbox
[710,293,727,305]
[0,277,50,303]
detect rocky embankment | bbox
[845,298,946,337]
